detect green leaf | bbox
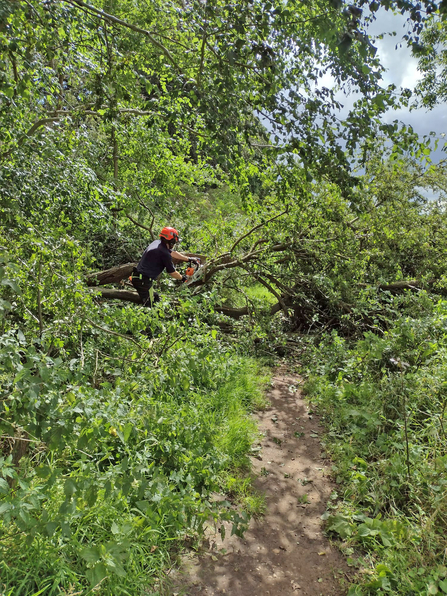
[123,423,133,443]
[64,479,76,497]
[111,522,120,535]
[86,562,108,587]
[357,524,371,537]
[327,514,354,538]
[0,502,12,515]
[0,478,9,494]
[46,521,58,536]
[1,278,21,293]
[439,580,447,594]
[136,500,150,512]
[81,545,101,564]
[347,587,363,596]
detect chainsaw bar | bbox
[183,263,205,286]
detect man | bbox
[131,227,199,307]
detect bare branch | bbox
[125,212,155,235]
[229,209,288,254]
[118,109,155,116]
[135,198,156,240]
[246,269,289,316]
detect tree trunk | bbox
[86,263,136,286]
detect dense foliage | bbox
[304,298,447,594]
[2,0,447,594]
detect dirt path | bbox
[174,370,349,596]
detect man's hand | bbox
[181,275,188,283]
[189,257,201,265]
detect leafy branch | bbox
[64,0,181,71]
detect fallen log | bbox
[86,263,136,286]
[91,288,283,319]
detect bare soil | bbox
[173,370,349,596]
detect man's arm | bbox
[169,270,184,281]
[171,250,199,263]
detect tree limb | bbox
[125,212,155,235]
[229,209,288,254]
[246,269,289,316]
[86,263,136,286]
[90,288,282,319]
[201,242,289,284]
[135,198,156,240]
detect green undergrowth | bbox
[0,283,269,595]
[303,295,447,596]
[221,282,278,310]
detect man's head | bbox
[159,226,179,249]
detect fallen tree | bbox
[92,287,283,318]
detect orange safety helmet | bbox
[159,227,179,243]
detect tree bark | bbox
[86,263,136,286]
[91,288,283,318]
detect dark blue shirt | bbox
[136,240,175,279]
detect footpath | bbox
[174,369,349,596]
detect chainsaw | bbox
[183,258,205,286]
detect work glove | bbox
[189,257,201,265]
[181,275,188,283]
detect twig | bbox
[154,334,185,365]
[229,209,288,253]
[125,212,154,235]
[86,318,143,349]
[0,435,41,443]
[135,197,156,240]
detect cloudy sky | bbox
[370,11,446,155]
[326,9,447,163]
